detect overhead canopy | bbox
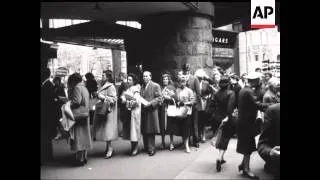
[41,20,140,50]
[41,2,214,22]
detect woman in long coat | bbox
[120,73,142,156]
[237,73,269,179]
[212,77,236,172]
[93,70,118,159]
[67,73,92,166]
[158,73,176,150]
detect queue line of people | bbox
[41,64,280,179]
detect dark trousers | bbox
[143,133,156,152]
[190,107,200,144]
[198,111,209,136]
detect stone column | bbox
[112,49,122,82]
[125,12,213,82]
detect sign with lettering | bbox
[251,0,275,28]
[213,48,234,58]
[212,30,238,48]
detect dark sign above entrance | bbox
[212,29,238,48]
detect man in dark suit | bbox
[141,71,162,156]
[41,68,57,163]
[181,64,201,148]
[258,103,280,179]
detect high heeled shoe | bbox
[131,148,139,156]
[238,164,244,172]
[104,149,113,159]
[169,144,174,151]
[242,170,260,179]
[185,146,191,153]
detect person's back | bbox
[258,103,280,178]
[238,87,257,122]
[214,89,235,121]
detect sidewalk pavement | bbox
[41,134,273,179]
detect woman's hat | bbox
[247,72,262,80]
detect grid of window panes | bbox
[121,51,127,74]
[116,21,141,29]
[46,19,91,28]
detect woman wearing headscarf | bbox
[67,73,92,166]
[92,70,118,159]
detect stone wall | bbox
[125,12,213,82]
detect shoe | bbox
[149,150,156,156]
[169,144,174,151]
[104,149,113,159]
[238,164,244,172]
[185,146,191,153]
[216,160,221,172]
[72,160,85,167]
[221,160,226,164]
[242,171,260,179]
[201,136,206,143]
[83,159,87,164]
[194,143,200,148]
[142,148,148,153]
[131,149,139,156]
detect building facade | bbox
[238,26,280,78]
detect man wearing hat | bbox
[236,72,269,179]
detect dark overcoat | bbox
[141,81,162,134]
[236,87,267,154]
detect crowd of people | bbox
[41,64,280,179]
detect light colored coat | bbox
[122,84,142,141]
[93,82,118,141]
[68,83,92,151]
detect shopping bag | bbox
[167,99,177,117]
[176,106,188,118]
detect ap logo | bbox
[251,0,275,28]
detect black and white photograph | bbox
[41,2,280,179]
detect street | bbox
[41,132,273,179]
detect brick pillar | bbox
[125,12,213,82]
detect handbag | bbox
[176,106,188,118]
[60,103,76,132]
[167,99,177,117]
[94,85,112,116]
[89,97,98,111]
[95,100,110,116]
